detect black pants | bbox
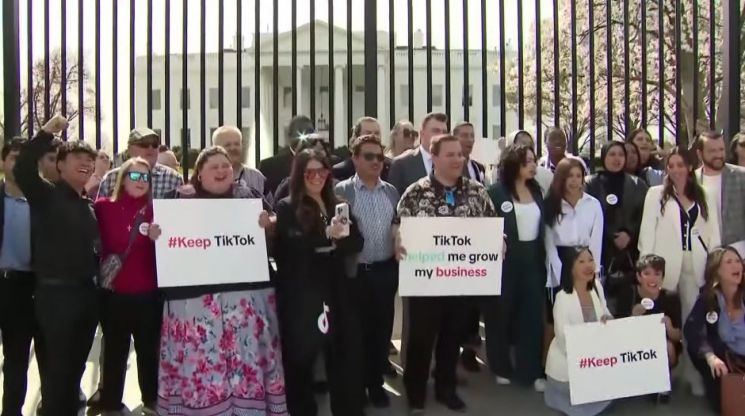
[278,259,364,416]
[35,278,99,416]
[689,350,722,414]
[403,296,465,408]
[100,291,162,410]
[358,259,398,391]
[483,240,545,385]
[0,273,36,416]
[461,298,481,346]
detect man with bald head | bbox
[157,149,180,172]
[212,126,267,195]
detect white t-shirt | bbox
[701,173,722,218]
[515,201,541,241]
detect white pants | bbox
[677,252,702,387]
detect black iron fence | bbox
[1,0,743,175]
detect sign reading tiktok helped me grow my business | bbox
[153,199,270,287]
[399,217,504,296]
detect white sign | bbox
[566,314,670,405]
[399,217,504,297]
[153,199,270,288]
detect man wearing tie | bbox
[388,112,449,195]
[453,121,486,373]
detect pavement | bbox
[0,295,716,415]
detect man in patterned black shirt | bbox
[394,134,496,414]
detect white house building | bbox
[135,20,518,166]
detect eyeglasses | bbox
[304,168,330,180]
[126,171,150,182]
[134,141,160,149]
[403,129,419,139]
[361,152,385,162]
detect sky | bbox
[0,0,555,147]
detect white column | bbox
[377,65,387,132]
[296,67,304,117]
[334,66,346,145]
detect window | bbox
[210,127,217,140]
[492,85,502,107]
[154,129,162,140]
[180,89,190,110]
[432,84,443,107]
[209,88,219,109]
[355,85,365,93]
[283,87,292,108]
[151,89,162,110]
[400,85,409,107]
[462,85,473,107]
[241,87,251,109]
[241,128,251,141]
[320,86,329,93]
[493,125,502,140]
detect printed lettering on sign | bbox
[566,314,670,405]
[154,199,270,288]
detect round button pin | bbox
[641,297,655,310]
[138,222,150,236]
[606,194,618,205]
[501,201,514,213]
[706,311,719,324]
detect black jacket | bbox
[259,150,294,197]
[14,131,100,281]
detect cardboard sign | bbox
[399,217,504,296]
[153,199,270,288]
[566,314,671,405]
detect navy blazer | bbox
[684,294,745,361]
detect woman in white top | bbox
[544,247,613,416]
[638,146,720,394]
[486,144,547,392]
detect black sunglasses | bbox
[361,152,385,162]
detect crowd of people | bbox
[0,109,744,416]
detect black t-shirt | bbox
[616,286,683,334]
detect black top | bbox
[616,286,683,340]
[678,202,699,251]
[14,131,101,281]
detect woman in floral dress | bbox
[154,146,288,415]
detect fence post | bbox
[364,0,378,118]
[722,0,742,141]
[2,0,21,141]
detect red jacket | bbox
[94,193,157,294]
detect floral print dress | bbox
[157,289,288,415]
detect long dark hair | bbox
[289,149,338,234]
[545,158,586,226]
[625,127,652,144]
[624,141,642,176]
[728,133,745,165]
[498,144,541,200]
[560,246,598,294]
[702,246,745,310]
[660,147,709,221]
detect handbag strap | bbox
[121,206,148,259]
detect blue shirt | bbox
[352,175,396,263]
[717,293,745,356]
[0,196,32,271]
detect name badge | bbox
[138,222,150,236]
[641,298,655,310]
[501,201,514,213]
[706,311,719,324]
[606,194,619,205]
[317,303,331,334]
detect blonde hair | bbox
[112,157,151,201]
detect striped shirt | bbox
[235,165,267,196]
[352,175,396,263]
[97,163,183,199]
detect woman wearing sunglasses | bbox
[93,157,161,414]
[274,149,365,415]
[153,147,287,415]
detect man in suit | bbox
[259,115,315,198]
[453,121,486,184]
[695,130,745,249]
[333,116,392,181]
[388,112,449,195]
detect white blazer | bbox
[637,185,720,291]
[545,283,611,382]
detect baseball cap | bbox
[128,127,160,145]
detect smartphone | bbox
[335,203,350,237]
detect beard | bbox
[703,156,725,171]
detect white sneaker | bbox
[495,376,511,385]
[534,378,547,392]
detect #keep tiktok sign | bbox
[153,199,270,288]
[399,217,504,296]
